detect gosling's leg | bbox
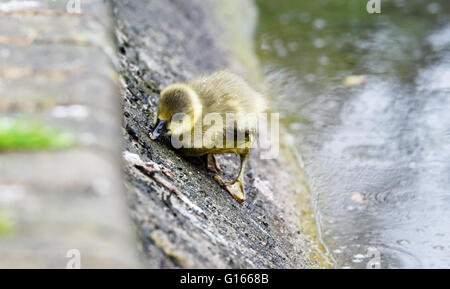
[214,152,249,202]
[207,154,222,174]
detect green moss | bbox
[0,118,73,151]
[142,79,159,93]
[0,216,13,237]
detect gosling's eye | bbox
[171,112,187,122]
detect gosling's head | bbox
[151,83,202,139]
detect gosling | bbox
[150,70,267,202]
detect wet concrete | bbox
[112,0,322,268]
[0,0,140,268]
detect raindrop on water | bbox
[396,239,410,246]
[318,55,329,66]
[346,205,355,211]
[313,18,327,30]
[433,245,445,251]
[287,42,299,51]
[427,3,441,14]
[305,74,315,82]
[313,38,326,49]
[333,249,343,254]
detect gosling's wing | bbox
[189,70,267,116]
[190,71,267,146]
[200,125,253,150]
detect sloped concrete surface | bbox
[0,0,140,268]
[0,0,320,269]
[113,0,319,268]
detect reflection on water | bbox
[255,0,450,268]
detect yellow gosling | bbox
[151,70,267,202]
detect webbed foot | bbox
[214,175,245,203]
[207,154,222,174]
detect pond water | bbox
[255,0,450,268]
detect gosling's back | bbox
[189,70,267,117]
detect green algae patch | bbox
[0,118,73,151]
[0,216,14,237]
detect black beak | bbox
[150,120,167,140]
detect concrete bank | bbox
[0,0,324,268]
[113,0,322,268]
[0,0,140,268]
